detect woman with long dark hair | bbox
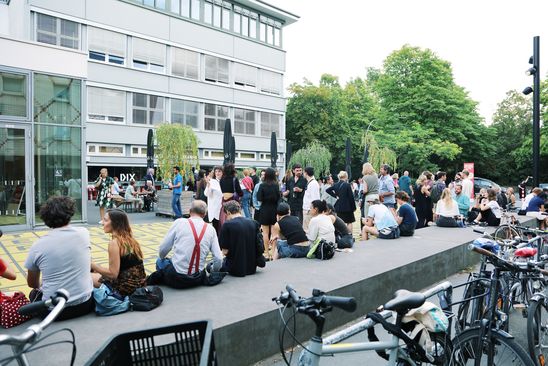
[257,168,280,259]
[91,209,146,296]
[218,164,243,229]
[326,171,356,232]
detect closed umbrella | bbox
[223,119,232,165]
[345,138,352,181]
[146,129,154,169]
[270,132,278,168]
[230,135,236,164]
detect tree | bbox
[288,142,332,178]
[156,124,199,182]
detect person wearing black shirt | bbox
[257,168,280,259]
[219,201,264,277]
[218,164,243,229]
[250,167,260,187]
[282,164,307,223]
[326,204,354,248]
[271,202,310,259]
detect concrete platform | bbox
[0,217,535,366]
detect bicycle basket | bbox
[85,320,217,366]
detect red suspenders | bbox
[187,219,208,275]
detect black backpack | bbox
[314,239,336,260]
[129,286,163,311]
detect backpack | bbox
[129,286,164,311]
[430,182,444,203]
[307,239,336,260]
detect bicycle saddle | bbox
[384,290,426,314]
[514,247,537,258]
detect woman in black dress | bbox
[326,171,356,233]
[257,168,280,259]
[219,164,243,229]
[413,175,431,229]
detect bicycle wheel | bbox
[494,225,521,241]
[449,327,535,365]
[396,332,453,365]
[456,278,487,333]
[527,297,548,366]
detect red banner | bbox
[463,162,475,199]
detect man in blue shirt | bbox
[398,171,413,196]
[394,191,417,236]
[454,183,470,217]
[169,166,183,219]
[379,164,396,210]
[526,188,547,229]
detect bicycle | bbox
[527,290,548,366]
[272,281,453,366]
[448,244,536,365]
[0,289,76,366]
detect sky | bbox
[269,0,548,124]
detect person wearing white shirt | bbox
[461,170,474,201]
[306,200,336,244]
[302,167,321,231]
[204,166,223,235]
[435,188,461,227]
[149,200,223,289]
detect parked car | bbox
[473,177,502,194]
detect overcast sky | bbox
[269,0,548,123]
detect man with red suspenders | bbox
[148,200,223,289]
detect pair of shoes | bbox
[469,221,478,226]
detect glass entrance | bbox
[0,124,30,228]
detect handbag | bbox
[93,283,130,316]
[0,291,31,328]
[307,239,336,260]
[129,286,163,311]
[232,178,241,202]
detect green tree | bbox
[288,142,332,177]
[156,124,199,182]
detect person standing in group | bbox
[168,166,183,219]
[379,164,396,211]
[321,174,338,207]
[143,168,155,186]
[326,171,356,232]
[219,164,243,229]
[257,168,281,260]
[283,164,307,224]
[95,168,115,225]
[252,170,266,221]
[205,166,223,234]
[361,163,379,226]
[414,175,432,229]
[281,169,292,202]
[302,167,320,230]
[398,171,413,197]
[195,170,207,203]
[250,167,260,187]
[241,168,255,219]
[461,170,474,200]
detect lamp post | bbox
[524,36,540,188]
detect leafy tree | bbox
[156,124,199,182]
[288,142,332,177]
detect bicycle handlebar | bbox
[18,289,70,316]
[278,285,357,313]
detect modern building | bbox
[0,0,298,230]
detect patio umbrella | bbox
[223,119,232,165]
[270,132,278,168]
[146,129,154,169]
[286,143,292,169]
[345,138,352,181]
[230,136,236,164]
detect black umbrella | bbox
[286,143,292,169]
[345,138,352,181]
[223,119,232,165]
[230,136,236,164]
[146,129,154,169]
[270,132,278,168]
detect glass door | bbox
[0,123,31,229]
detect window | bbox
[233,9,241,33]
[181,0,190,16]
[171,47,199,79]
[88,27,126,65]
[204,1,212,24]
[87,143,125,156]
[222,2,231,30]
[132,93,165,125]
[274,25,281,47]
[0,71,27,117]
[242,13,249,37]
[204,55,229,84]
[36,13,79,49]
[170,0,180,13]
[34,74,81,125]
[260,69,283,95]
[267,24,274,44]
[237,152,256,160]
[260,112,280,137]
[234,108,255,135]
[213,2,221,27]
[234,63,257,89]
[191,0,200,19]
[171,99,199,128]
[132,38,166,72]
[88,87,126,123]
[259,19,266,42]
[249,13,257,38]
[131,146,148,157]
[204,103,228,131]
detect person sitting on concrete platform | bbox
[24,196,94,320]
[307,200,336,244]
[148,200,223,289]
[271,202,310,259]
[219,201,265,276]
[362,195,400,240]
[471,189,502,227]
[526,188,547,229]
[326,203,354,248]
[435,188,460,227]
[454,183,470,217]
[393,191,417,236]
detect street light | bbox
[523,36,541,188]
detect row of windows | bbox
[87,86,282,137]
[35,14,284,96]
[129,0,283,47]
[88,143,283,162]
